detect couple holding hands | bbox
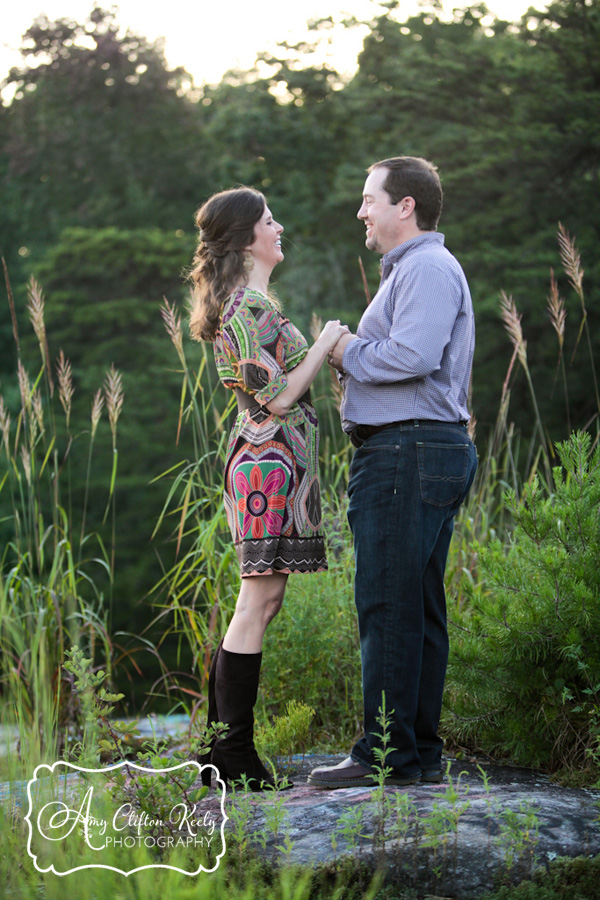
[188,155,478,792]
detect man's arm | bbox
[341,263,461,384]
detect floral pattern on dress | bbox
[214,288,327,576]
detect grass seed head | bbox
[558,222,584,300]
[500,291,528,368]
[104,365,124,442]
[91,389,104,439]
[547,268,566,350]
[17,361,32,415]
[161,298,185,365]
[0,395,11,450]
[26,276,46,347]
[56,350,74,428]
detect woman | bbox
[189,186,347,790]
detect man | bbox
[308,156,478,788]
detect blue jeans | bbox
[347,422,478,778]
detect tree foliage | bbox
[1,1,599,704]
[1,7,211,248]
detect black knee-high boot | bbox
[206,638,223,735]
[200,639,223,786]
[210,647,276,790]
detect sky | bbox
[0,0,540,93]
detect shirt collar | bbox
[381,232,445,279]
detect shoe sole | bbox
[307,774,420,789]
[307,775,375,789]
[420,772,443,784]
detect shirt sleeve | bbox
[342,262,462,385]
[220,303,289,406]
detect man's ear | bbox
[397,196,416,219]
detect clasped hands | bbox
[327,331,355,372]
[319,319,355,373]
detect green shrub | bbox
[256,699,316,770]
[482,855,600,900]
[445,431,600,779]
[259,494,362,748]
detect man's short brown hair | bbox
[369,156,443,231]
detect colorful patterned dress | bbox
[213,287,328,577]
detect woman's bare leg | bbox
[222,571,288,654]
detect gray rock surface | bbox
[3,717,598,898]
[204,754,600,898]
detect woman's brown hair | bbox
[188,187,266,342]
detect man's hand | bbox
[328,332,356,372]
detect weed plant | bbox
[326,705,542,893]
[255,699,316,772]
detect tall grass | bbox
[0,266,117,768]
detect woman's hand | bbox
[317,320,351,353]
[266,320,351,416]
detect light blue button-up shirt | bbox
[340,232,475,432]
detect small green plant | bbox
[63,644,222,856]
[386,790,418,870]
[369,693,396,855]
[424,765,471,879]
[109,746,211,847]
[479,764,541,885]
[331,803,368,856]
[488,799,541,885]
[224,786,256,863]
[224,775,296,865]
[256,699,316,771]
[261,791,291,864]
[63,644,132,766]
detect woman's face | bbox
[247,205,284,270]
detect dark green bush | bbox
[259,497,362,748]
[482,855,600,900]
[445,431,600,779]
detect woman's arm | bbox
[266,321,349,416]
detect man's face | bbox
[357,166,404,255]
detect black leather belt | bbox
[349,419,468,448]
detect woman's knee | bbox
[263,594,284,624]
[237,575,286,624]
[255,588,285,626]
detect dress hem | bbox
[241,564,328,578]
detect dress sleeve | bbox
[218,301,289,406]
